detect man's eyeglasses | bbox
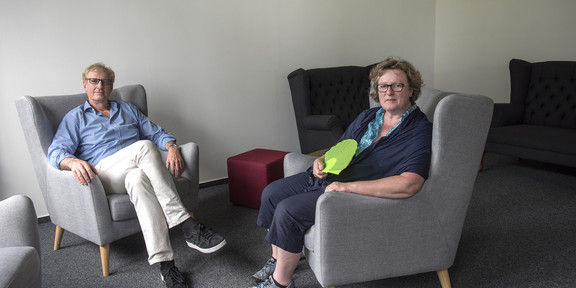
[86,78,113,86]
[377,83,406,93]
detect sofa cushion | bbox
[487,124,576,154]
[0,247,41,288]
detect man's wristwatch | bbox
[168,143,179,150]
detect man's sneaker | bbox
[161,266,188,288]
[252,257,276,282]
[183,219,226,253]
[249,275,295,288]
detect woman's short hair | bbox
[369,56,423,102]
[82,62,115,83]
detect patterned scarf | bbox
[355,103,418,156]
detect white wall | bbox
[435,0,576,102]
[0,0,436,216]
[4,0,576,217]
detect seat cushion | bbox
[107,194,137,221]
[0,247,41,288]
[107,179,196,221]
[487,124,576,154]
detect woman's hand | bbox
[325,181,351,193]
[312,156,327,179]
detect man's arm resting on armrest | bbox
[59,157,98,186]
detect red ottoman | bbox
[227,149,290,209]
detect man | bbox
[48,63,226,288]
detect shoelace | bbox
[264,258,276,272]
[163,267,186,286]
[198,224,217,241]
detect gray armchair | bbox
[15,84,199,276]
[284,89,494,287]
[0,195,41,288]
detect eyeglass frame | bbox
[376,83,406,93]
[85,78,114,86]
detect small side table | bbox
[227,149,290,209]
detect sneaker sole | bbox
[186,239,226,253]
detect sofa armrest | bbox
[491,103,523,127]
[303,115,341,131]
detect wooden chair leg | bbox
[100,244,110,277]
[189,211,195,219]
[479,151,486,171]
[437,269,452,288]
[54,225,64,250]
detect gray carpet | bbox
[39,153,576,287]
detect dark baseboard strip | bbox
[200,178,228,189]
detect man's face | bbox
[83,68,113,106]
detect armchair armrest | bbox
[306,191,449,283]
[45,166,113,245]
[0,195,40,251]
[283,152,316,177]
[160,142,199,184]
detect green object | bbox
[322,139,358,175]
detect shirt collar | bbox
[83,100,117,114]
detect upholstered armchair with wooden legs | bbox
[283,89,494,288]
[16,84,199,276]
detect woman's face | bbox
[377,69,414,115]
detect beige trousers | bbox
[96,140,190,265]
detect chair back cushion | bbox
[306,66,372,129]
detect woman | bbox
[250,57,432,288]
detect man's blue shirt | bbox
[48,100,176,169]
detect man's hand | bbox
[166,145,185,178]
[60,158,98,186]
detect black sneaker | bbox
[182,219,226,253]
[252,257,276,282]
[161,266,188,288]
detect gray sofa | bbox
[484,58,576,168]
[0,195,41,288]
[283,88,494,287]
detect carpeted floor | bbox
[39,153,576,287]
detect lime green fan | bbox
[322,139,358,175]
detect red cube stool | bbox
[227,149,290,209]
